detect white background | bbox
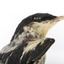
[0,0,64,64]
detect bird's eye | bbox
[34,17,41,21]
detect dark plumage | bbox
[20,38,55,64]
[0,38,55,64]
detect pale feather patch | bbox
[0,32,27,53]
[30,20,58,38]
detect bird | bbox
[0,13,64,64]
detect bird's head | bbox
[11,13,64,41]
[23,13,64,38]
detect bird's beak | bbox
[56,16,64,21]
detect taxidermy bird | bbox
[0,13,64,64]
